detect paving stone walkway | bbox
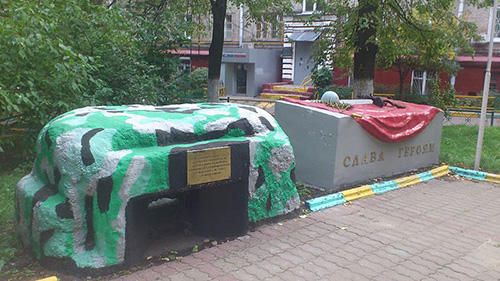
[114,177,500,281]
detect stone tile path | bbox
[114,177,500,281]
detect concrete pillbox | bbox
[275,100,444,191]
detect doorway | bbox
[236,64,247,95]
[293,42,315,85]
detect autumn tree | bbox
[314,0,478,98]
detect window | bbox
[225,15,232,40]
[411,70,435,95]
[257,15,282,39]
[304,0,314,12]
[486,7,500,41]
[256,21,268,39]
[270,15,283,38]
[256,22,262,39]
[302,0,323,13]
[495,8,500,39]
[179,57,191,72]
[262,23,268,38]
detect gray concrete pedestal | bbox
[275,100,444,191]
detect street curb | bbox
[36,277,58,281]
[449,166,500,184]
[306,165,500,212]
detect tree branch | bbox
[107,0,117,9]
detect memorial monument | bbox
[15,103,299,270]
[275,98,444,191]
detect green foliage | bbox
[296,182,312,198]
[311,0,479,88]
[0,166,27,269]
[457,96,500,110]
[161,68,209,104]
[311,67,355,99]
[0,0,199,157]
[396,76,459,114]
[316,85,353,100]
[312,68,333,89]
[425,77,459,111]
[440,125,500,173]
[0,1,98,152]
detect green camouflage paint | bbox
[15,103,299,268]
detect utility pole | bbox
[475,0,498,170]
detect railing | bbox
[300,75,313,89]
[444,109,500,126]
[219,93,500,126]
[372,93,500,112]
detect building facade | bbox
[177,5,285,97]
[174,1,500,98]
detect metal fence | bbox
[443,110,500,126]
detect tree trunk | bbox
[397,63,410,96]
[399,76,404,95]
[353,79,374,98]
[207,0,227,102]
[353,0,379,99]
[397,64,404,95]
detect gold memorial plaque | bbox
[187,147,231,185]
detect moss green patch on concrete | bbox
[247,134,297,222]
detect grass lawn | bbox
[0,166,28,276]
[440,125,500,173]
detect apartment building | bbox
[174,0,499,97]
[175,5,285,97]
[453,2,500,95]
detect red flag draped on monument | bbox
[282,98,441,143]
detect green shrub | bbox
[311,68,354,100]
[395,77,458,112]
[0,1,191,156]
[311,68,333,89]
[161,68,209,104]
[373,84,395,94]
[317,85,353,100]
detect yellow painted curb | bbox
[430,165,450,178]
[260,93,301,100]
[37,277,58,281]
[449,112,477,118]
[341,185,375,201]
[257,102,274,109]
[486,173,500,184]
[272,86,309,93]
[394,175,421,188]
